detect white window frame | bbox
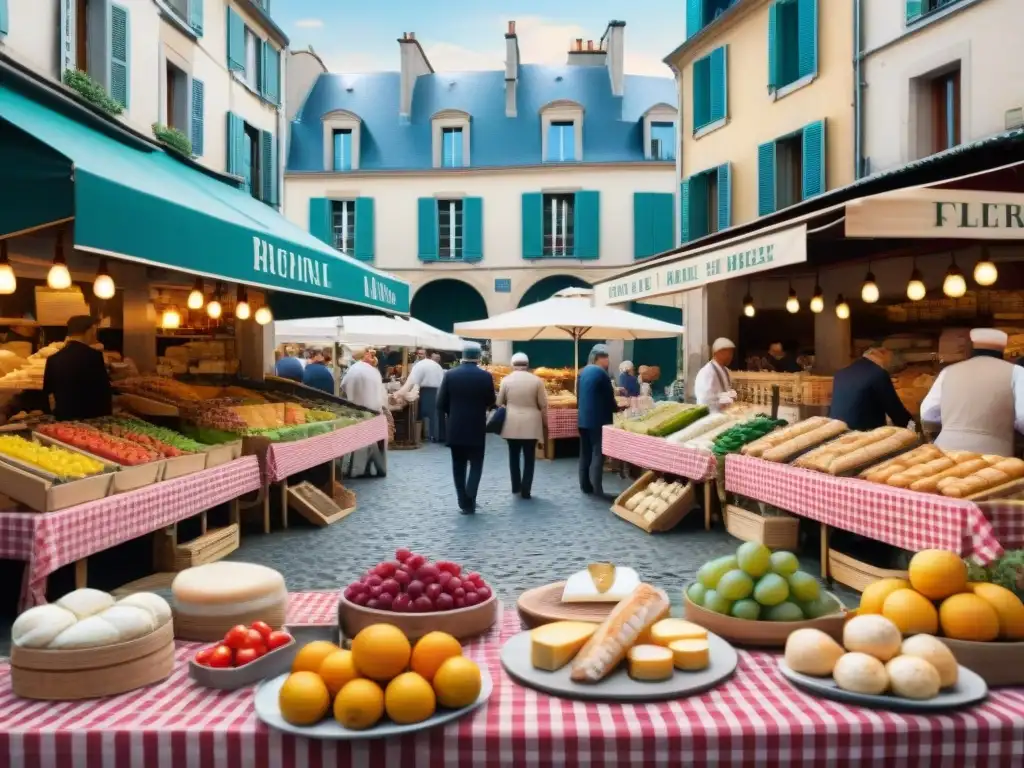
[244,27,260,91]
[437,199,464,259]
[540,100,584,162]
[543,193,575,257]
[431,110,471,168]
[643,104,677,160]
[331,199,356,254]
[322,110,362,171]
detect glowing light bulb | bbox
[974,259,998,286]
[943,268,967,298]
[860,277,879,304]
[810,289,824,314]
[785,289,800,314]
[235,301,251,320]
[743,303,755,318]
[93,273,115,300]
[161,308,181,329]
[0,262,15,295]
[206,299,222,319]
[835,295,850,320]
[47,261,71,290]
[254,306,273,325]
[187,289,204,310]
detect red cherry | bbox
[438,571,452,587]
[399,563,415,575]
[368,585,383,598]
[375,562,396,578]
[425,583,443,601]
[452,586,466,599]
[413,596,434,612]
[447,577,463,592]
[365,574,383,588]
[465,591,482,607]
[395,547,412,562]
[406,580,425,599]
[367,598,380,609]
[435,593,455,611]
[417,564,441,582]
[376,592,394,610]
[467,572,481,584]
[352,592,370,606]
[454,597,466,609]
[343,586,357,601]
[380,578,400,596]
[407,555,426,570]
[476,586,492,601]
[392,593,412,612]
[348,582,366,595]
[393,570,411,587]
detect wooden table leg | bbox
[262,483,271,534]
[200,510,208,536]
[330,460,337,493]
[820,524,831,581]
[74,559,88,589]
[281,480,289,529]
[229,499,241,527]
[703,482,713,531]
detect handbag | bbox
[486,406,507,434]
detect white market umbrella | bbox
[275,315,464,350]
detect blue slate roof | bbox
[287,64,677,172]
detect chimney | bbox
[567,33,607,67]
[398,32,433,119]
[604,20,626,97]
[505,19,520,117]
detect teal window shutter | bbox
[717,163,732,230]
[689,173,709,239]
[226,8,244,71]
[633,193,653,259]
[267,47,281,105]
[521,193,543,259]
[651,193,675,254]
[679,179,691,244]
[308,199,332,245]
[259,130,274,204]
[189,0,203,35]
[801,119,826,199]
[462,197,483,262]
[226,113,243,176]
[354,198,375,261]
[797,0,818,79]
[110,5,129,109]
[709,46,727,123]
[259,40,268,97]
[574,191,600,260]
[692,55,710,130]
[0,0,8,36]
[190,78,204,156]
[905,1,922,23]
[686,0,703,38]
[767,1,779,91]
[757,140,777,215]
[417,198,438,262]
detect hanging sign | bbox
[845,188,1024,239]
[594,224,808,305]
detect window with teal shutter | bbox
[521,193,543,259]
[265,46,281,105]
[633,193,653,259]
[308,199,332,245]
[226,8,245,72]
[717,163,732,230]
[651,193,675,254]
[906,1,923,22]
[573,191,600,260]
[688,174,709,240]
[226,113,244,176]
[189,0,203,35]
[190,78,204,156]
[418,198,439,262]
[679,180,691,244]
[768,0,816,92]
[354,198,374,261]
[109,5,130,109]
[709,47,727,123]
[767,2,780,91]
[797,0,818,79]
[686,0,703,38]
[692,55,710,130]
[801,119,826,199]
[462,197,483,262]
[0,0,8,36]
[757,140,777,215]
[260,131,276,206]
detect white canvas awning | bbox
[274,315,465,351]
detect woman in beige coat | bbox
[497,352,548,499]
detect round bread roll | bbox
[172,562,286,614]
[56,588,115,620]
[117,592,172,628]
[97,605,155,642]
[12,604,77,648]
[48,615,120,650]
[843,614,902,662]
[885,655,941,700]
[899,635,958,688]
[833,652,889,695]
[784,628,845,677]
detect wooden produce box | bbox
[612,470,696,534]
[203,441,241,468]
[161,451,208,480]
[34,433,163,494]
[154,524,240,572]
[827,548,908,592]
[725,504,800,550]
[288,481,355,526]
[0,457,112,512]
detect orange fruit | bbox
[333,678,385,730]
[292,640,341,674]
[969,582,1024,640]
[318,649,360,697]
[938,593,1000,641]
[410,632,463,682]
[278,671,331,726]
[858,578,911,615]
[881,588,939,635]
[908,550,967,601]
[384,672,436,724]
[351,624,412,681]
[432,656,482,709]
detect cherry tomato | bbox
[242,629,266,651]
[223,625,251,650]
[250,621,273,642]
[194,646,214,666]
[235,646,264,666]
[208,644,233,668]
[266,630,292,651]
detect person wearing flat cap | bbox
[695,338,738,411]
[920,328,1024,455]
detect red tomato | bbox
[242,629,266,651]
[223,625,251,650]
[235,647,264,666]
[194,646,215,666]
[250,621,273,642]
[208,644,233,668]
[266,631,292,651]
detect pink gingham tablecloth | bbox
[263,414,387,483]
[0,456,261,610]
[725,453,1006,563]
[2,592,1023,767]
[602,425,718,482]
[546,408,578,440]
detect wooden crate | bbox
[724,504,800,549]
[612,471,696,533]
[828,548,909,592]
[287,481,355,526]
[153,521,239,572]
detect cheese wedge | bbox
[530,621,598,671]
[588,563,616,593]
[562,566,641,603]
[650,619,707,647]
[627,644,674,681]
[669,638,710,671]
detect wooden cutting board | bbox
[516,581,618,628]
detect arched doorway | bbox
[410,278,488,337]
[513,275,590,369]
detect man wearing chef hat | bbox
[920,328,1024,456]
[694,338,738,411]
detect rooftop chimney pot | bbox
[508,20,516,35]
[587,40,594,51]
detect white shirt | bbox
[920,365,1024,434]
[407,358,445,389]
[694,360,734,409]
[340,360,384,412]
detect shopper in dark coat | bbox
[42,315,112,421]
[829,347,912,431]
[576,344,617,498]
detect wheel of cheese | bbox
[172,562,287,641]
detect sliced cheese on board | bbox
[669,638,710,671]
[650,619,707,647]
[561,566,640,603]
[627,644,674,681]
[530,621,598,671]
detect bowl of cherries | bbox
[338,548,499,641]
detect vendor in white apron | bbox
[694,337,738,412]
[920,328,1024,456]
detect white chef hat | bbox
[970,328,1008,350]
[711,338,736,354]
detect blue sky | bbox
[272,1,684,77]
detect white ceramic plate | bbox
[253,667,493,739]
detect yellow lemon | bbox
[333,678,385,730]
[384,672,436,724]
[432,656,482,709]
[278,671,330,726]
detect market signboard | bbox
[845,188,1024,239]
[594,224,808,305]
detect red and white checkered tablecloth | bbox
[2,591,1023,767]
[263,415,388,483]
[546,408,579,440]
[0,456,261,610]
[725,453,1008,563]
[602,425,718,482]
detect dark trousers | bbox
[419,386,439,442]
[506,439,536,495]
[450,445,485,510]
[578,427,604,495]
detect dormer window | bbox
[322,110,361,171]
[642,104,678,160]
[332,129,352,171]
[432,110,471,168]
[540,100,584,163]
[547,122,576,161]
[442,127,463,167]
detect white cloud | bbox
[294,18,324,29]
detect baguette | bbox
[828,431,918,476]
[907,457,992,493]
[991,457,1024,480]
[569,583,670,683]
[860,445,944,479]
[760,420,849,463]
[742,417,832,457]
[942,467,1011,498]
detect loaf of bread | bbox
[943,467,1012,498]
[796,427,915,475]
[742,417,835,458]
[760,420,849,463]
[907,457,991,493]
[861,445,944,481]
[828,431,918,476]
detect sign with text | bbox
[845,188,1024,239]
[494,278,512,293]
[594,224,808,305]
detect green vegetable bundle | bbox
[966,550,1024,600]
[711,417,788,457]
[648,405,709,437]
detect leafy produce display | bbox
[275,627,482,729]
[857,549,1024,642]
[194,621,294,669]
[710,417,787,457]
[343,548,492,613]
[688,542,841,622]
[0,434,106,479]
[619,402,692,435]
[36,423,159,466]
[966,549,1024,601]
[91,417,209,454]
